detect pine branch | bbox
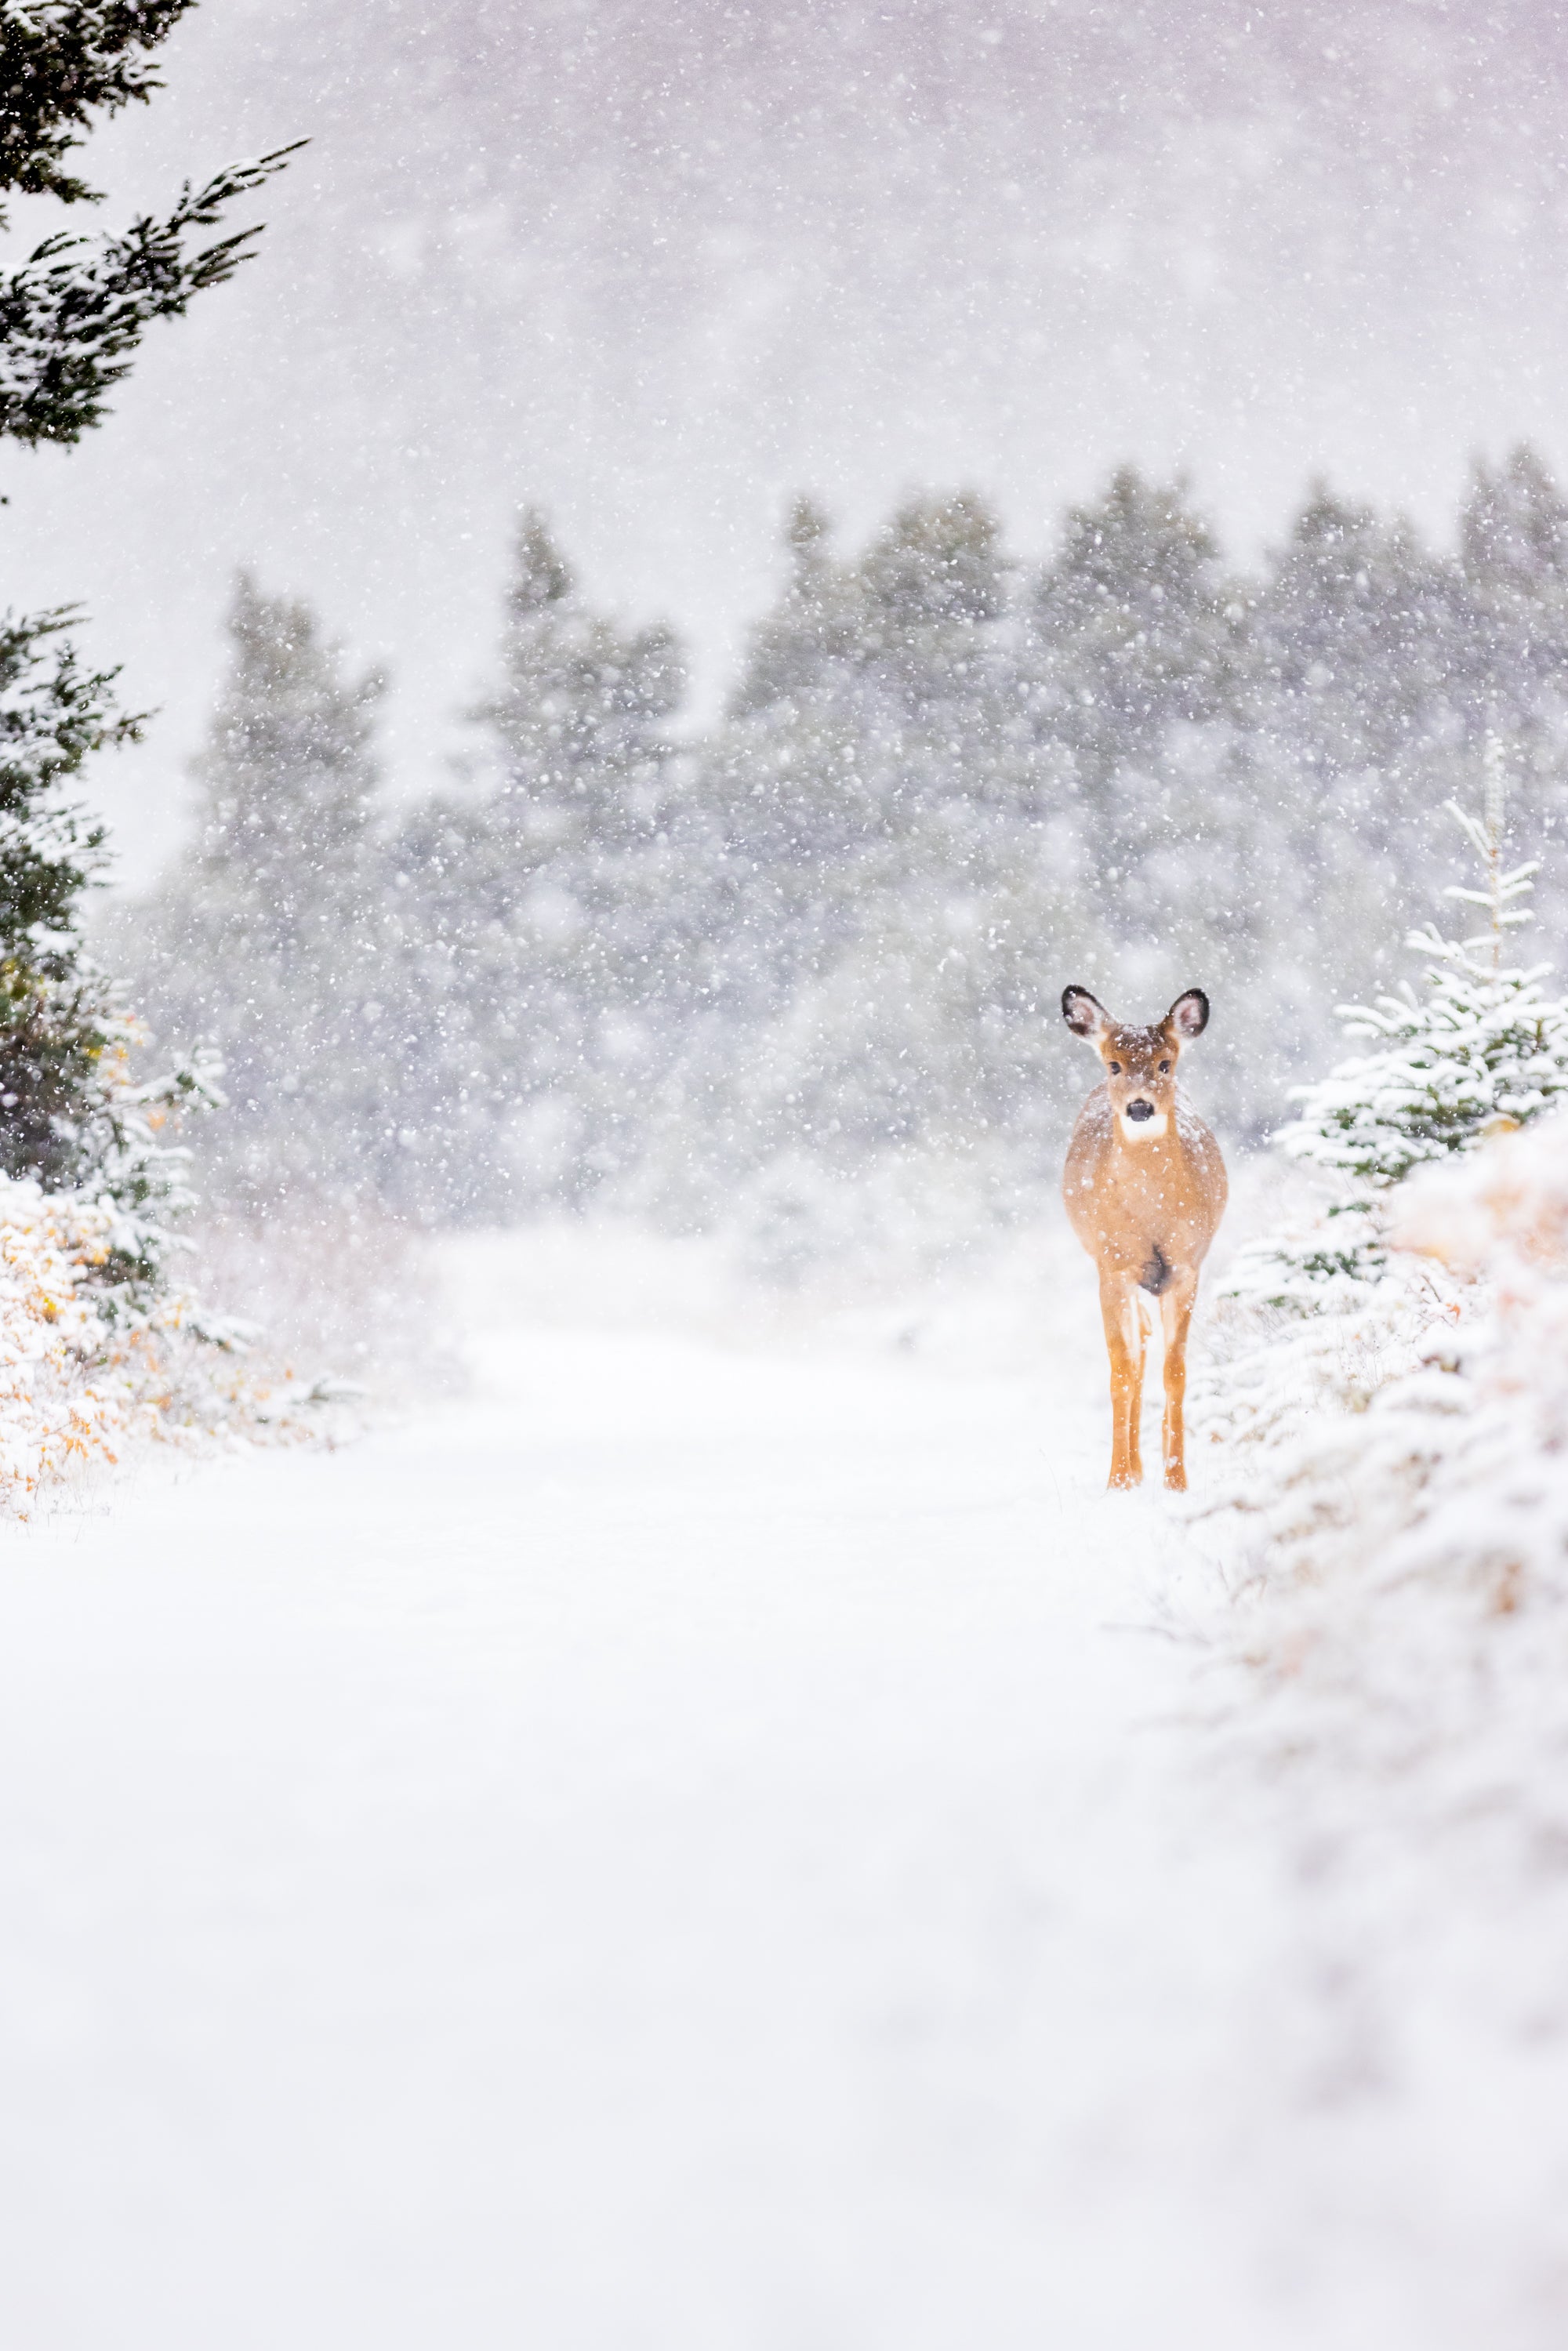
[1444,893,1536,920]
[0,3,195,209]
[1443,866,1538,909]
[0,142,302,444]
[0,602,137,941]
[1443,798,1493,863]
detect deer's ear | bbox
[1062,986,1110,1043]
[1165,989,1210,1040]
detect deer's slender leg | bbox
[1098,1267,1145,1489]
[1159,1268,1200,1492]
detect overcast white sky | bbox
[2,0,1564,882]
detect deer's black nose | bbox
[1127,1099,1155,1122]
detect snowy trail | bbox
[0,1280,1348,2349]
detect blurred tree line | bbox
[112,447,1568,1261]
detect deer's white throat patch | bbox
[1119,1108,1171,1142]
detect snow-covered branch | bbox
[0,145,300,444]
[0,2,195,209]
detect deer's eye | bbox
[1109,1061,1121,1075]
[1160,1060,1171,1073]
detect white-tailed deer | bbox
[1061,986,1227,1491]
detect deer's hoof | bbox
[1163,1464,1188,1493]
[1107,1468,1142,1491]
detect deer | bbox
[1060,986,1228,1492]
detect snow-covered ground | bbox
[1,1226,1565,2349]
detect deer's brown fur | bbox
[1061,986,1227,1490]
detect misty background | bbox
[0,0,1563,883]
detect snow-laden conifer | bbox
[0,2,292,1272]
[124,576,387,1207]
[0,604,218,1310]
[0,5,297,446]
[1282,740,1568,1200]
[386,509,685,1218]
[1195,745,1568,1458]
[0,10,307,1497]
[1030,466,1232,817]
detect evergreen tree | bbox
[387,510,685,1216]
[670,490,1100,1228]
[127,578,386,1203]
[705,501,888,894]
[1030,467,1232,811]
[0,607,214,1291]
[0,608,132,1186]
[1460,444,1568,603]
[465,508,681,847]
[851,490,1007,705]
[1284,742,1568,1193]
[732,491,1008,732]
[1227,745,1568,1312]
[1231,482,1475,1052]
[1248,484,1463,840]
[1455,445,1568,829]
[0,6,296,446]
[1014,467,1288,1121]
[728,497,855,720]
[706,489,1040,904]
[0,5,293,1280]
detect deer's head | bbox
[1061,986,1210,1142]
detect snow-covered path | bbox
[0,1265,1472,2349]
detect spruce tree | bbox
[1460,445,1568,603]
[1030,466,1232,813]
[1284,742,1568,1193]
[1230,484,1475,1060]
[679,490,1100,1229]
[706,499,885,891]
[725,496,853,720]
[0,6,292,1276]
[851,490,1007,706]
[0,6,295,446]
[1457,446,1568,793]
[0,608,133,1186]
[465,508,681,851]
[128,578,386,1203]
[711,489,1027,884]
[0,608,218,1294]
[1250,484,1461,811]
[387,509,684,1216]
[1229,744,1568,1312]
